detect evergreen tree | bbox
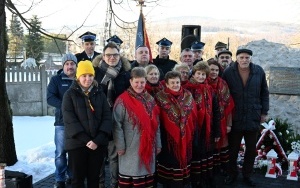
[25,15,44,63]
[7,14,24,66]
[43,34,66,54]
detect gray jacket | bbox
[113,98,161,176]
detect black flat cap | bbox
[236,48,253,56]
[218,50,232,57]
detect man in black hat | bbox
[217,50,233,76]
[215,41,227,59]
[223,48,269,187]
[153,37,177,75]
[106,35,123,46]
[76,31,101,62]
[191,41,205,65]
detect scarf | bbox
[207,77,235,148]
[78,81,95,112]
[185,78,213,147]
[145,81,165,97]
[114,87,159,173]
[100,60,122,107]
[156,87,195,168]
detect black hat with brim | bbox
[79,31,96,42]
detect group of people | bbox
[47,31,269,188]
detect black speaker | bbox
[181,35,198,52]
[181,25,201,41]
[181,25,201,51]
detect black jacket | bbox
[222,62,269,132]
[92,55,131,105]
[62,81,112,150]
[75,51,101,62]
[47,69,73,126]
[153,55,177,75]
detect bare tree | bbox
[0,0,162,166]
[1,0,95,165]
[0,0,17,166]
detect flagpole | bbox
[137,0,145,13]
[135,0,152,60]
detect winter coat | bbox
[153,55,177,75]
[92,55,131,104]
[222,62,269,132]
[62,81,112,151]
[113,93,161,176]
[47,69,73,126]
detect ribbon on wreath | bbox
[256,120,288,162]
[275,163,283,176]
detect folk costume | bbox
[183,78,220,187]
[207,76,234,174]
[145,81,165,97]
[113,87,161,188]
[155,87,197,188]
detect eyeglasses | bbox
[180,71,189,75]
[219,56,230,60]
[105,53,120,58]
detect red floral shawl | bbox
[207,77,234,148]
[145,81,165,97]
[156,87,197,168]
[184,78,213,147]
[114,87,159,172]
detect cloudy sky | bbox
[9,0,300,32]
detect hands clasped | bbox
[86,140,98,150]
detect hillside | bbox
[153,16,299,34]
[149,16,300,45]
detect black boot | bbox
[243,177,256,187]
[207,177,216,188]
[224,175,236,185]
[191,182,199,188]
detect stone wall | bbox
[6,66,55,116]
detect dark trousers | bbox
[68,146,106,188]
[227,131,258,178]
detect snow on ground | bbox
[5,116,55,183]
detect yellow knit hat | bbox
[76,60,95,78]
